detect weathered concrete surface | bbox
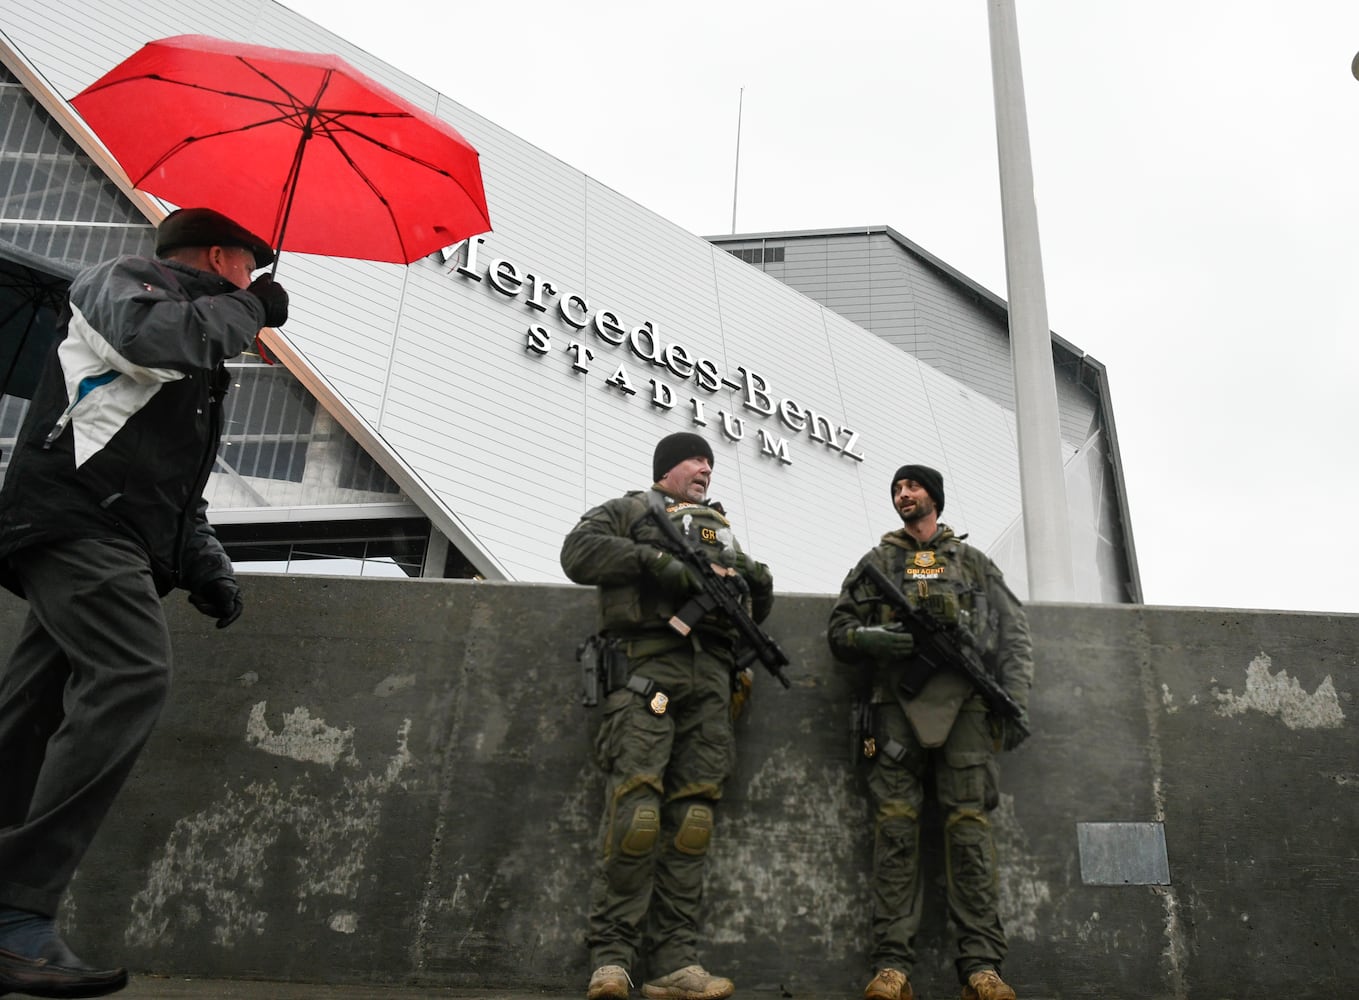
[120,980,1061,1000]
[0,579,1353,999]
[123,982,569,999]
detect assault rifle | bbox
[645,497,792,688]
[852,562,1027,736]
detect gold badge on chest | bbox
[906,549,945,579]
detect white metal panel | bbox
[2,1,252,102]
[3,0,1108,596]
[269,254,407,427]
[917,362,1024,548]
[707,255,878,589]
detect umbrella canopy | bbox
[0,248,77,399]
[71,35,491,266]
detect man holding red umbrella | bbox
[0,207,288,997]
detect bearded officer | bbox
[561,432,774,1000]
[827,464,1033,1000]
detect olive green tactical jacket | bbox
[827,525,1033,710]
[560,487,773,643]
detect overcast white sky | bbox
[280,0,1359,614]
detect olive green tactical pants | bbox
[588,641,735,977]
[866,698,1006,982]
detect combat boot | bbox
[864,967,913,1000]
[588,964,632,1000]
[641,965,734,1000]
[962,968,1016,1000]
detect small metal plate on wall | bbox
[1076,822,1171,885]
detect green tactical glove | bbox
[645,549,701,600]
[991,711,1031,752]
[848,625,915,662]
[724,550,772,592]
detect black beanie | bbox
[891,464,945,513]
[653,432,714,482]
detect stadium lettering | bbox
[448,237,865,465]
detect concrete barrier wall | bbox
[2,577,1354,999]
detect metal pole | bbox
[731,87,744,235]
[987,0,1075,600]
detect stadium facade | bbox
[0,0,1139,602]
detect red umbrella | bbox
[71,35,491,267]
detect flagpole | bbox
[987,0,1075,600]
[731,87,744,235]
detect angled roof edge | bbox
[0,29,162,223]
[256,331,509,582]
[711,224,1143,603]
[708,224,1097,368]
[1078,355,1143,603]
[0,30,505,580]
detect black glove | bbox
[849,625,915,662]
[246,274,289,327]
[644,549,700,600]
[189,576,244,629]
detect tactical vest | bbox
[660,498,737,563]
[879,534,998,746]
[882,534,996,656]
[594,491,743,644]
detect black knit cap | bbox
[156,207,275,269]
[653,432,714,482]
[891,464,945,513]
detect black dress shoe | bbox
[0,936,127,998]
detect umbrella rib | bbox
[82,53,323,120]
[267,69,332,267]
[314,116,489,229]
[130,115,308,187]
[82,74,477,192]
[75,42,491,262]
[80,73,297,111]
[314,124,411,261]
[0,300,33,327]
[322,116,475,183]
[80,75,312,187]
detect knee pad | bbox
[874,800,919,855]
[673,803,714,856]
[945,806,990,834]
[619,804,660,857]
[876,800,919,825]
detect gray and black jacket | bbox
[0,254,265,597]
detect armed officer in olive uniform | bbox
[827,465,1033,1000]
[561,433,774,1000]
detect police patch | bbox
[914,551,936,568]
